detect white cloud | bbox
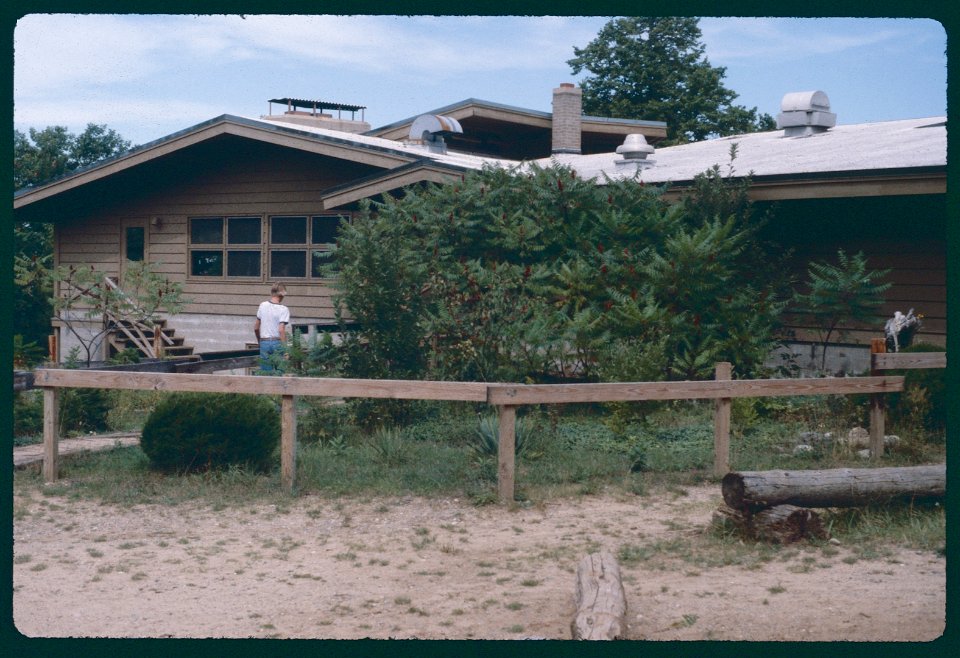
[699,17,923,63]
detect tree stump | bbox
[571,550,627,640]
[722,464,946,511]
[714,504,828,543]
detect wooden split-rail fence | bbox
[29,341,943,501]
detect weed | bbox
[520,578,541,587]
[505,602,525,611]
[507,624,525,633]
[394,596,411,605]
[767,583,786,594]
[86,549,104,558]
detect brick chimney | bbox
[551,83,582,154]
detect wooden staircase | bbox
[107,318,195,360]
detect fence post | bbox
[281,394,297,493]
[869,338,886,459]
[42,387,60,483]
[713,362,732,477]
[497,405,517,503]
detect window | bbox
[189,216,261,278]
[311,214,347,277]
[125,226,145,262]
[188,213,349,279]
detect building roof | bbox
[546,116,947,200]
[366,97,669,158]
[14,111,946,219]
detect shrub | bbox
[140,393,279,473]
[888,343,946,432]
[59,388,111,436]
[326,160,787,384]
[14,390,44,440]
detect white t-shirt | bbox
[257,300,290,339]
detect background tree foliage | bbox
[320,160,788,393]
[13,124,131,359]
[568,17,776,144]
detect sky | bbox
[12,14,949,148]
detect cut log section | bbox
[571,550,627,640]
[714,504,829,543]
[722,464,946,511]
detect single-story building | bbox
[13,84,946,373]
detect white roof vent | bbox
[615,133,655,170]
[777,91,837,137]
[408,114,463,154]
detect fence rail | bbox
[30,366,912,501]
[871,351,946,371]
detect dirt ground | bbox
[12,483,945,642]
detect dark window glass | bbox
[228,217,261,244]
[271,216,307,244]
[125,226,145,262]
[227,251,261,277]
[311,249,337,278]
[312,215,345,244]
[271,250,306,278]
[191,250,223,276]
[190,217,223,244]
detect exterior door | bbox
[120,218,148,281]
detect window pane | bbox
[227,251,261,277]
[228,217,261,244]
[191,250,223,276]
[271,216,307,244]
[190,217,223,244]
[311,249,337,277]
[312,215,345,244]
[271,250,306,278]
[125,226,145,262]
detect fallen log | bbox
[713,504,829,543]
[722,464,946,511]
[571,550,627,640]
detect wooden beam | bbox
[722,465,946,510]
[869,339,886,460]
[42,387,59,483]
[713,362,732,477]
[487,376,903,405]
[281,394,297,494]
[173,356,259,374]
[871,351,946,370]
[497,405,517,503]
[33,369,489,402]
[571,551,627,640]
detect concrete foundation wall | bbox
[767,343,872,377]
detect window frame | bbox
[187,212,350,281]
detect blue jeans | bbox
[259,339,285,373]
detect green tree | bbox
[568,17,776,144]
[794,250,891,373]
[320,160,786,394]
[45,262,188,367]
[13,124,132,354]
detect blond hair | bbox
[270,282,287,298]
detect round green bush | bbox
[140,393,279,472]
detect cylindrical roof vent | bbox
[776,91,837,137]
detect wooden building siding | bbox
[782,239,946,347]
[48,137,375,326]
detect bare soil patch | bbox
[13,484,944,641]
